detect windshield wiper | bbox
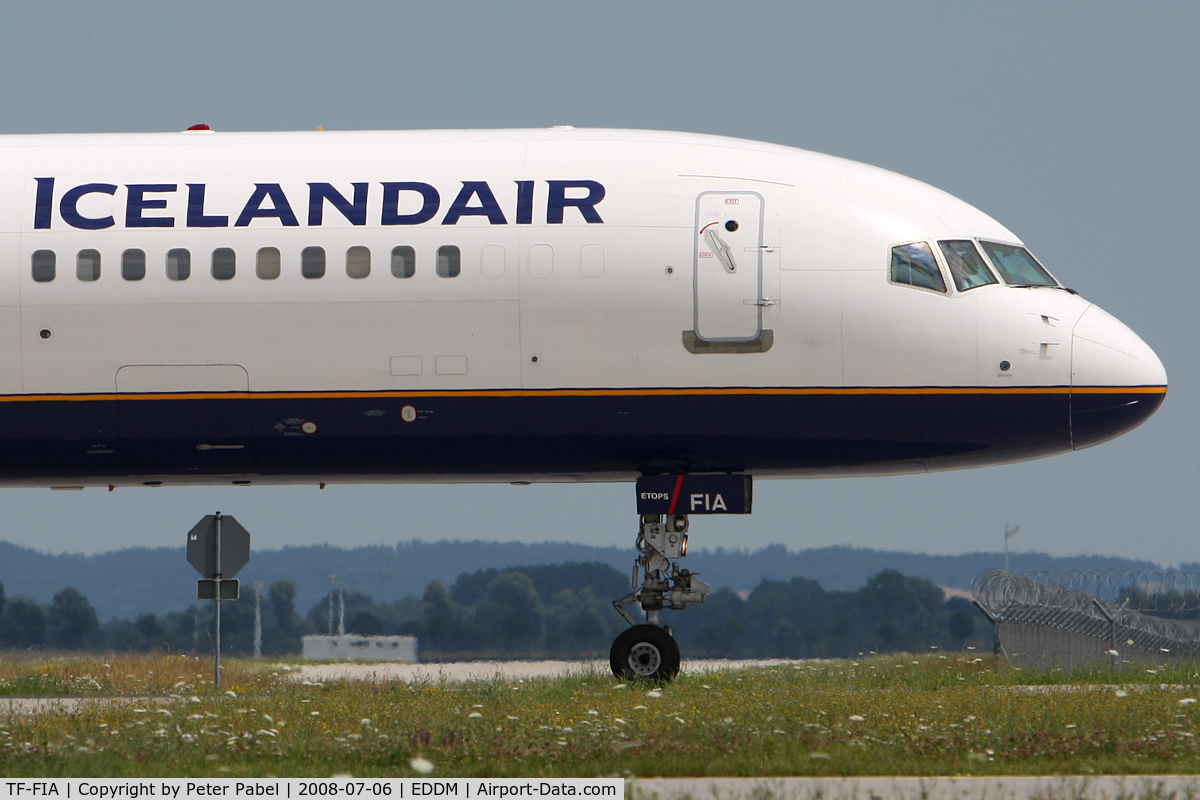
[1007,284,1077,294]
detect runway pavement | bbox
[284,658,804,683]
[0,694,160,714]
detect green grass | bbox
[2,653,1200,777]
[0,653,277,696]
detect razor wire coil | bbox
[973,569,1200,613]
[972,569,1200,659]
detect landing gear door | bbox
[694,192,763,341]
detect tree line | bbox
[0,563,993,657]
[0,580,309,655]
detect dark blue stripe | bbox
[0,391,1115,479]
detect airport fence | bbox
[971,568,1200,669]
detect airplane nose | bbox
[1071,304,1167,449]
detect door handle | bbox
[703,228,737,273]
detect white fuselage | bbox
[0,128,1166,487]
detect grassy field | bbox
[1,652,1200,777]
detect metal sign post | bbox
[187,512,251,691]
[215,513,222,689]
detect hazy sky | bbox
[0,2,1195,566]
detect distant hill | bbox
[0,538,1164,620]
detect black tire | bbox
[609,624,681,682]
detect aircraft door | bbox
[693,192,763,341]
[117,364,254,473]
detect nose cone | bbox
[1072,304,1167,449]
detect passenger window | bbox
[166,249,191,281]
[391,246,415,278]
[938,240,997,291]
[480,244,506,278]
[978,240,1058,287]
[212,248,236,280]
[436,245,460,278]
[302,246,326,279]
[889,242,945,293]
[346,246,371,279]
[528,244,554,278]
[256,247,281,280]
[580,243,604,278]
[77,249,101,282]
[31,250,55,282]
[122,249,146,281]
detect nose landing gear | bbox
[609,474,751,681]
[609,513,710,681]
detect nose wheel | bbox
[610,624,681,681]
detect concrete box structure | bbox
[302,634,418,662]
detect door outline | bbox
[693,191,765,342]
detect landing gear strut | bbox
[610,513,710,681]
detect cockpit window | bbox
[889,242,946,293]
[978,241,1058,287]
[938,240,997,291]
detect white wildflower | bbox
[410,757,435,775]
